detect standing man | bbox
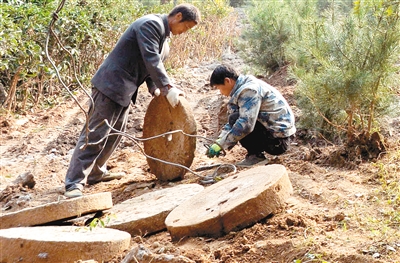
[206,64,296,167]
[64,3,201,198]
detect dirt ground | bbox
[1,50,400,263]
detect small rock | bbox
[12,171,35,189]
[334,212,345,221]
[387,245,396,252]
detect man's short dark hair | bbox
[169,3,201,24]
[210,64,239,86]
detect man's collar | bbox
[161,14,171,37]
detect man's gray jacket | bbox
[91,14,171,107]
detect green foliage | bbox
[239,0,400,145]
[229,0,250,8]
[290,0,400,139]
[316,0,354,14]
[1,0,233,113]
[0,0,150,112]
[49,0,158,80]
[238,0,355,74]
[88,217,111,230]
[238,0,318,73]
[1,1,55,111]
[238,0,289,72]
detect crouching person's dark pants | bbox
[228,112,290,156]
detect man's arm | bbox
[137,19,171,92]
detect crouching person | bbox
[206,64,296,167]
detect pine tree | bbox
[291,0,400,143]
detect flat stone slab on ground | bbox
[165,164,293,240]
[0,192,113,229]
[105,184,204,236]
[0,226,131,263]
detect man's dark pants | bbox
[65,88,129,191]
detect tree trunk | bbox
[5,65,22,112]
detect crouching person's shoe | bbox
[236,154,268,168]
[64,188,83,198]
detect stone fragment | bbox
[0,192,113,229]
[165,164,293,240]
[0,226,130,263]
[106,184,204,236]
[13,171,35,188]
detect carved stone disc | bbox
[143,95,197,181]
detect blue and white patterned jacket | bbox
[218,75,296,150]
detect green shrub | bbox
[1,1,57,111]
[1,0,234,113]
[238,0,318,74]
[229,0,250,8]
[290,1,400,140]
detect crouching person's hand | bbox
[206,143,222,158]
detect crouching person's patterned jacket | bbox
[218,74,296,150]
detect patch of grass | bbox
[355,147,400,255]
[87,215,112,231]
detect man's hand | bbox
[166,87,185,107]
[206,143,222,158]
[153,86,169,97]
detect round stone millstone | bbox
[143,95,197,181]
[165,164,293,240]
[105,183,204,236]
[0,226,131,263]
[0,192,113,229]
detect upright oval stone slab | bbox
[165,164,293,240]
[0,192,113,229]
[0,226,131,263]
[106,184,204,236]
[143,95,197,181]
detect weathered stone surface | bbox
[0,192,113,229]
[143,95,197,181]
[0,226,131,263]
[165,164,293,240]
[106,184,204,236]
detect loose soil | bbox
[1,53,400,263]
